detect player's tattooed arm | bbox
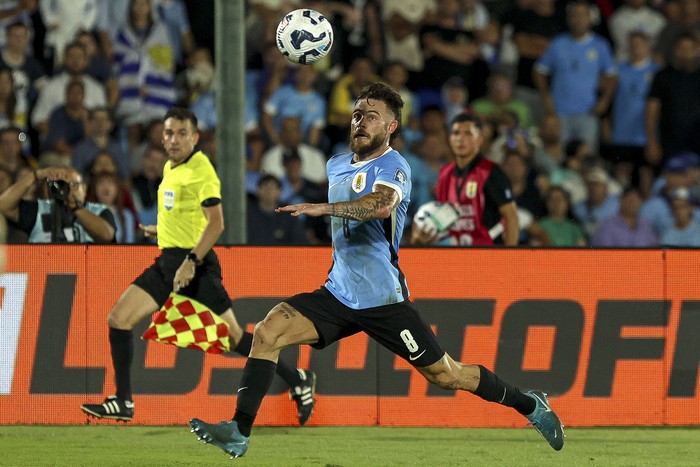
[276,184,400,220]
[331,184,400,221]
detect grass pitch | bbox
[0,425,698,466]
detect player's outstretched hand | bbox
[276,203,326,217]
[139,223,157,238]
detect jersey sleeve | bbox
[372,155,411,201]
[196,159,222,203]
[484,165,514,208]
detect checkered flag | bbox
[142,292,230,354]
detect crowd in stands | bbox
[1,0,699,247]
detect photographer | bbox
[0,166,116,243]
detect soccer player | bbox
[189,84,565,458]
[411,113,519,246]
[80,107,316,425]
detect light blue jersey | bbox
[324,148,411,309]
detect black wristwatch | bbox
[186,252,202,266]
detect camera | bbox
[47,179,71,202]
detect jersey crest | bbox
[466,181,478,199]
[352,172,366,193]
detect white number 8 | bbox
[400,329,419,353]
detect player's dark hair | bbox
[356,82,403,143]
[450,112,483,131]
[163,107,198,130]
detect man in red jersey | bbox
[412,113,519,246]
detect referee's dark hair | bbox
[450,112,483,131]
[163,107,198,130]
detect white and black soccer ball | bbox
[276,9,333,65]
[413,201,446,238]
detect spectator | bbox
[129,118,163,173]
[640,154,700,236]
[326,56,380,149]
[40,79,87,167]
[533,0,617,152]
[535,185,587,246]
[654,0,700,65]
[381,0,436,76]
[72,107,129,181]
[645,33,700,171]
[175,46,213,106]
[608,0,666,61]
[247,173,307,246]
[573,166,620,239]
[278,149,329,245]
[260,116,328,185]
[533,113,564,175]
[458,0,499,65]
[74,30,118,108]
[113,0,175,148]
[605,31,659,193]
[0,0,34,52]
[472,71,533,129]
[0,67,24,129]
[0,166,116,243]
[87,171,135,243]
[592,186,657,247]
[440,76,470,130]
[502,0,567,90]
[31,41,107,137]
[0,125,34,172]
[660,186,700,246]
[152,0,194,68]
[38,0,98,69]
[94,0,130,61]
[417,0,489,101]
[0,21,46,110]
[86,149,137,214]
[549,139,590,204]
[130,145,165,230]
[382,61,418,132]
[0,165,25,242]
[262,64,326,148]
[500,149,550,245]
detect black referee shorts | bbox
[286,287,445,367]
[133,248,232,315]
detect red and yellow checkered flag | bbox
[141,292,230,354]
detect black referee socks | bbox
[474,365,536,416]
[109,327,134,402]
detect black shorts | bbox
[133,248,232,315]
[286,287,445,367]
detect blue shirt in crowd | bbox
[612,59,659,146]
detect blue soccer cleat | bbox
[525,390,565,451]
[189,418,249,459]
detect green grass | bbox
[0,426,698,466]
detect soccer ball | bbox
[276,9,333,65]
[413,201,460,239]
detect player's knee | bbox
[253,319,283,351]
[107,308,131,330]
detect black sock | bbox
[473,365,536,416]
[232,332,253,356]
[233,358,276,437]
[232,332,302,388]
[109,328,133,402]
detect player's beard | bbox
[350,130,387,158]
